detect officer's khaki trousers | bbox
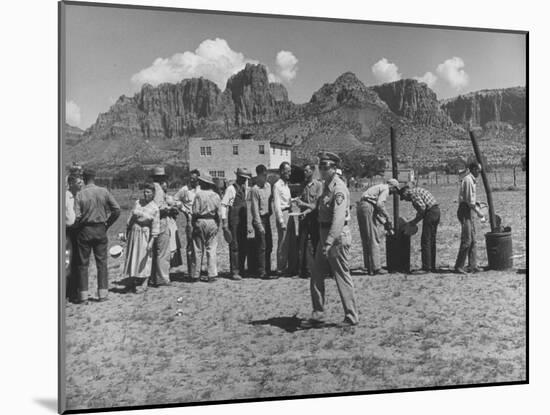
[311,226,359,324]
[356,201,382,273]
[192,218,219,278]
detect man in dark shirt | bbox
[295,163,323,279]
[74,169,120,304]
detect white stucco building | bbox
[189,136,292,179]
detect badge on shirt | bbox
[335,192,345,205]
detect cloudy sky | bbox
[64,4,526,128]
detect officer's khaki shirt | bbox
[318,174,350,247]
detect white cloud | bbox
[371,58,402,83]
[66,100,81,127]
[271,50,298,83]
[414,71,438,88]
[131,38,258,89]
[131,38,299,89]
[436,57,469,90]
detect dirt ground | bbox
[63,183,526,411]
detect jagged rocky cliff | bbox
[67,64,526,172]
[371,79,453,128]
[440,87,526,127]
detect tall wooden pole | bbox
[469,130,497,232]
[390,126,399,230]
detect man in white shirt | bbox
[455,162,485,274]
[175,169,200,276]
[273,162,292,276]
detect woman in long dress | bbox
[123,183,160,292]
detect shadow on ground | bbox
[250,315,338,333]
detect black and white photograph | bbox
[59,1,527,412]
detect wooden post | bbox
[469,130,497,232]
[513,167,517,187]
[390,126,399,230]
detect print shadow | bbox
[34,398,56,412]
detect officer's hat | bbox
[318,151,341,166]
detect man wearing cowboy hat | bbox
[221,168,252,280]
[306,151,358,327]
[399,185,440,273]
[191,173,221,282]
[355,178,399,275]
[149,166,172,286]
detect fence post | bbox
[513,167,517,187]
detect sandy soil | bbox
[63,184,526,411]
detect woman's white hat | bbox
[109,244,123,258]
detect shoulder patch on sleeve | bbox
[335,192,345,205]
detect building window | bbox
[233,145,239,155]
[209,170,225,178]
[200,146,212,156]
[200,147,206,156]
[259,144,265,154]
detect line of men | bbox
[66,156,485,326]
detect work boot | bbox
[454,267,467,275]
[337,317,358,328]
[231,274,242,281]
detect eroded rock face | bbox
[85,64,295,139]
[223,63,295,126]
[440,87,526,127]
[70,64,525,173]
[371,79,452,128]
[310,72,387,109]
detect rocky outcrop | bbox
[69,65,526,173]
[85,64,295,139]
[371,79,452,128]
[440,87,526,127]
[310,72,387,110]
[223,64,295,126]
[65,123,84,145]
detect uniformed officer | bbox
[191,173,221,282]
[306,152,359,327]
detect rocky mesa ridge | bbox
[67,64,526,172]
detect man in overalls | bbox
[221,168,252,280]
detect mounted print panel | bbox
[59,1,527,413]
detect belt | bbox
[195,214,217,220]
[320,221,349,228]
[82,222,105,226]
[427,204,439,210]
[282,206,291,212]
[260,213,271,218]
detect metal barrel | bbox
[485,231,513,270]
[386,233,411,273]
